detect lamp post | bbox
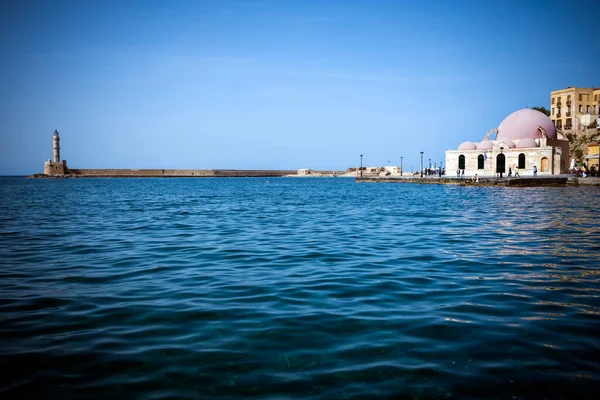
[400,156,403,176]
[360,154,363,178]
[429,158,431,170]
[420,152,424,178]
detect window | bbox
[518,153,526,169]
[552,97,555,104]
[594,95,598,102]
[565,118,572,129]
[552,108,555,115]
[556,120,562,129]
[478,154,484,169]
[458,155,465,170]
[579,94,583,101]
[567,95,571,100]
[579,105,582,112]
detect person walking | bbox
[515,167,520,177]
[533,165,537,177]
[508,167,512,177]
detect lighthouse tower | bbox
[43,129,68,175]
[53,129,60,163]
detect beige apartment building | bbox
[550,86,600,132]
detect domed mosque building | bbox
[445,109,571,177]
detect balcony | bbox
[566,111,571,116]
[556,113,561,118]
[557,101,562,107]
[567,100,571,106]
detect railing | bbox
[566,111,571,116]
[557,101,562,107]
[566,101,571,106]
[557,113,561,118]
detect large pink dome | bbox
[497,109,556,141]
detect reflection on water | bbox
[0,178,599,399]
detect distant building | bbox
[550,87,600,132]
[446,109,570,177]
[383,166,402,175]
[297,168,313,175]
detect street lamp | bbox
[420,152,424,178]
[400,156,403,176]
[360,154,363,178]
[429,158,431,170]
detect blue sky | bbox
[0,0,598,174]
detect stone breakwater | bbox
[356,176,600,187]
[29,169,297,178]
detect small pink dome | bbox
[504,141,516,148]
[497,109,556,141]
[516,138,538,148]
[458,141,477,150]
[477,141,494,150]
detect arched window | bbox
[458,155,465,170]
[518,153,526,169]
[477,154,484,169]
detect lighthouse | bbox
[53,129,60,163]
[43,129,68,175]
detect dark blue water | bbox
[1,177,600,399]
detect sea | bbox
[1,176,599,399]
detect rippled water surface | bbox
[1,177,600,399]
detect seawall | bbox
[31,169,297,178]
[356,176,600,187]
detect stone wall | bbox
[445,145,569,177]
[68,169,214,177]
[213,170,297,177]
[65,169,296,177]
[43,160,66,175]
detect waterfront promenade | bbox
[356,175,600,187]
